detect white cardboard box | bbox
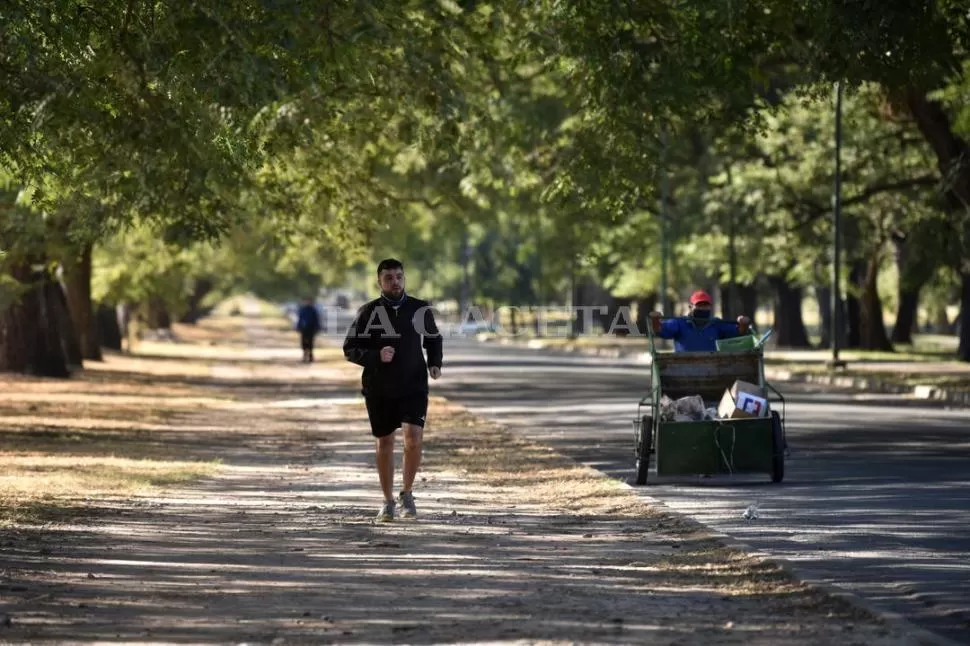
[717,380,769,419]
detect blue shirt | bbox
[296,304,321,333]
[657,317,741,352]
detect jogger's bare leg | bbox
[376,433,395,501]
[401,423,423,493]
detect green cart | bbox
[632,322,787,485]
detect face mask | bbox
[692,308,712,320]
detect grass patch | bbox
[768,366,970,392]
[0,403,222,526]
[0,456,218,525]
[0,303,346,527]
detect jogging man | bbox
[343,258,442,522]
[648,290,752,352]
[296,298,321,362]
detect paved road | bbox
[429,338,970,644]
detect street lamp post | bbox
[829,81,847,369]
[660,127,670,315]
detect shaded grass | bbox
[0,392,224,525]
[767,365,970,391]
[0,302,349,526]
[0,401,222,526]
[0,457,218,526]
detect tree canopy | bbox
[5,1,970,372]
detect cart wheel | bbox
[770,410,785,483]
[635,415,653,485]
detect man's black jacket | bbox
[342,295,443,398]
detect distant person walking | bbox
[343,258,443,522]
[296,298,321,363]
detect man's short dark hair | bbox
[377,258,404,275]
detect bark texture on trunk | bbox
[739,284,758,329]
[179,278,214,324]
[846,260,864,348]
[0,261,32,373]
[146,297,172,330]
[892,289,920,345]
[571,279,612,334]
[720,284,739,321]
[604,296,632,335]
[768,276,811,348]
[0,262,71,377]
[890,232,933,345]
[859,255,894,351]
[905,89,970,360]
[635,293,657,335]
[96,303,124,351]
[906,90,970,208]
[52,277,83,369]
[64,244,103,360]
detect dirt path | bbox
[0,312,934,644]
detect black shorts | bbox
[365,394,428,438]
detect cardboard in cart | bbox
[717,380,769,419]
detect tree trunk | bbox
[905,90,970,209]
[902,89,970,355]
[859,254,894,351]
[720,284,738,321]
[0,261,32,373]
[725,209,739,320]
[572,278,613,335]
[51,277,83,369]
[146,297,172,330]
[179,278,214,324]
[96,302,123,351]
[891,232,931,345]
[934,306,952,334]
[0,262,71,377]
[892,290,920,345]
[768,276,811,348]
[604,296,632,335]
[815,285,832,348]
[959,272,970,362]
[635,292,657,335]
[35,269,72,377]
[63,243,103,361]
[570,280,585,335]
[738,284,758,325]
[846,260,864,348]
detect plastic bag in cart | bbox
[660,394,706,422]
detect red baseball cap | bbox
[689,290,713,306]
